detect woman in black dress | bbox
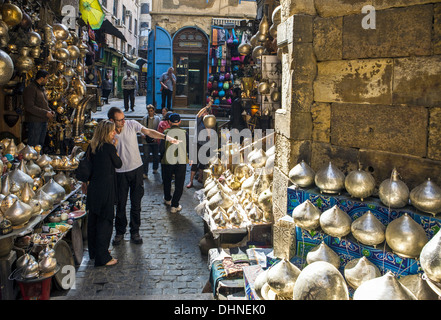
[86,120,122,266]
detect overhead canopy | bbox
[122,57,140,71]
[135,58,147,68]
[79,0,105,29]
[98,19,127,42]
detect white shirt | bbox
[115,120,144,173]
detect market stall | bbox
[0,1,99,152]
[195,131,275,298]
[0,138,87,299]
[242,160,441,300]
[207,7,281,130]
[0,1,94,300]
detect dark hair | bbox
[233,87,241,97]
[169,113,181,123]
[164,111,173,121]
[107,106,123,120]
[35,70,49,80]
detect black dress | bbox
[86,143,122,266]
[230,97,246,130]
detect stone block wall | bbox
[274,0,441,222]
[151,0,257,36]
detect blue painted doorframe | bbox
[146,27,173,110]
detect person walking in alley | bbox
[158,110,172,135]
[86,120,122,267]
[186,98,213,188]
[159,67,176,110]
[160,113,190,213]
[141,104,161,178]
[101,73,112,104]
[122,69,137,112]
[230,87,246,131]
[108,107,180,245]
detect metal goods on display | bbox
[0,1,98,154]
[251,158,441,300]
[197,139,274,238]
[1,138,86,290]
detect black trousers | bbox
[142,143,159,174]
[161,88,172,110]
[87,210,114,266]
[123,89,135,110]
[115,166,144,235]
[101,89,111,103]
[27,122,47,147]
[191,143,207,172]
[162,164,186,207]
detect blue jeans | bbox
[142,143,159,174]
[27,122,47,147]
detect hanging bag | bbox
[226,29,234,47]
[232,29,239,46]
[75,147,92,182]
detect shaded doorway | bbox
[175,54,206,107]
[172,27,209,108]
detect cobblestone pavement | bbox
[53,167,211,299]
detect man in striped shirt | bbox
[122,69,137,112]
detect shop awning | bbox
[135,58,147,68]
[122,57,140,71]
[99,19,127,42]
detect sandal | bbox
[186,182,193,188]
[105,258,118,266]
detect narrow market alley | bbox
[52,97,212,299]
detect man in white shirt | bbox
[121,69,137,112]
[141,104,161,178]
[108,107,179,245]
